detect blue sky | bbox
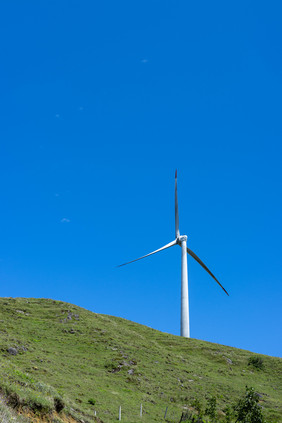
[0,1,281,357]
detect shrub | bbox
[88,398,96,406]
[223,405,233,423]
[191,398,204,419]
[205,396,217,422]
[179,412,207,423]
[104,361,120,372]
[234,386,265,423]
[248,356,264,370]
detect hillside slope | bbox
[0,297,281,423]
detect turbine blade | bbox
[118,240,177,267]
[175,169,180,238]
[186,247,229,296]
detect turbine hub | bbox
[177,235,187,244]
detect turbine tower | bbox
[118,170,229,338]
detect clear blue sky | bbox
[0,1,281,357]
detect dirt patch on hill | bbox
[18,409,81,422]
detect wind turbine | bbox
[118,170,229,338]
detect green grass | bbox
[0,297,281,422]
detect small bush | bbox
[223,405,234,423]
[88,398,96,406]
[179,411,206,423]
[205,396,217,422]
[248,356,264,370]
[191,398,204,419]
[234,386,265,423]
[104,361,120,372]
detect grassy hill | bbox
[0,297,281,423]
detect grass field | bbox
[0,297,281,422]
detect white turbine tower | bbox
[118,170,229,338]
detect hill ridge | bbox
[0,297,281,422]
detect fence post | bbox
[119,405,121,421]
[164,406,168,419]
[140,403,143,417]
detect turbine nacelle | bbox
[177,235,187,245]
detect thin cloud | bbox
[140,59,148,63]
[60,218,70,223]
